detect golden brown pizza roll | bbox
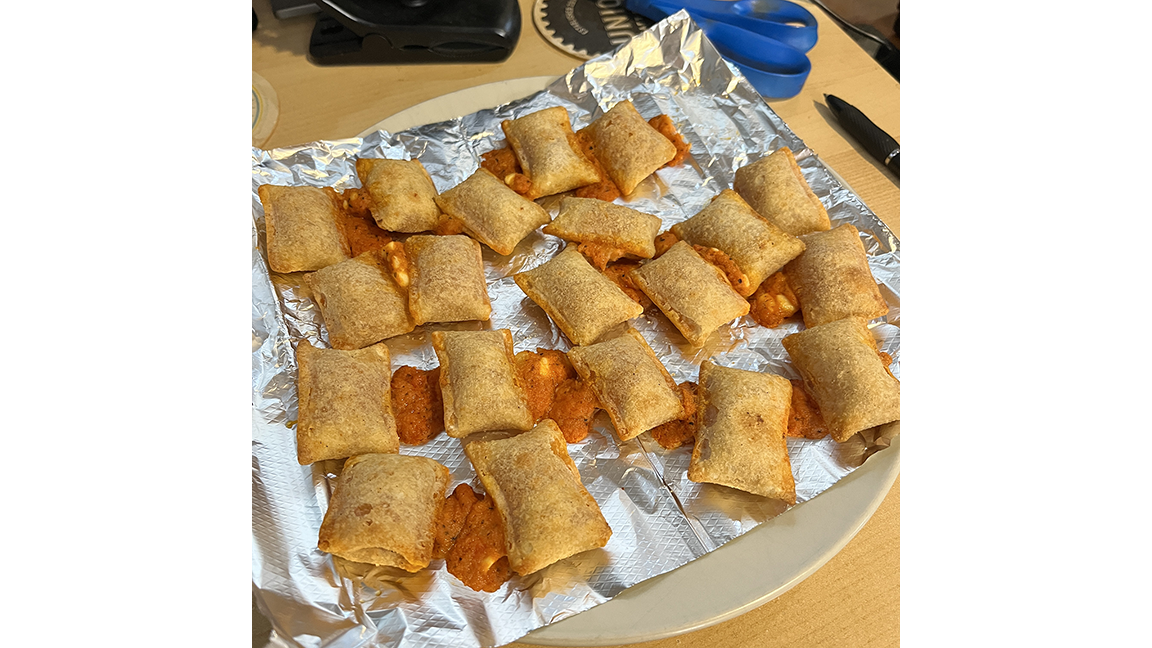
[431,329,534,438]
[258,184,350,273]
[784,223,888,328]
[317,453,450,571]
[782,317,900,442]
[434,168,552,256]
[733,148,831,236]
[295,340,399,464]
[671,189,805,297]
[543,197,662,260]
[688,361,795,503]
[463,419,612,575]
[513,245,644,346]
[354,158,442,233]
[305,249,415,350]
[502,106,601,198]
[568,327,683,441]
[628,241,751,347]
[585,101,677,196]
[405,234,492,325]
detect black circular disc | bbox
[534,0,654,60]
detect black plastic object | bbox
[825,94,899,178]
[308,0,521,65]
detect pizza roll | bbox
[434,168,551,255]
[585,101,676,196]
[355,158,442,233]
[688,361,795,503]
[318,453,450,571]
[513,245,643,346]
[782,317,900,442]
[463,419,612,575]
[431,329,534,438]
[543,197,662,260]
[405,234,492,325]
[502,106,601,198]
[784,223,888,328]
[295,341,398,464]
[671,189,805,296]
[628,241,751,347]
[733,148,830,236]
[306,250,415,350]
[258,184,350,273]
[568,327,683,441]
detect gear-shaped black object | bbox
[534,0,653,60]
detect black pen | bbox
[824,94,899,178]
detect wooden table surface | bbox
[252,0,900,645]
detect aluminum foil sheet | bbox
[252,11,900,648]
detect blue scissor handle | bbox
[627,0,818,53]
[695,18,811,98]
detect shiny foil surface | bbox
[252,12,900,648]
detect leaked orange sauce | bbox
[748,272,800,328]
[432,484,481,560]
[602,260,651,308]
[480,147,520,181]
[446,495,511,592]
[576,241,629,270]
[515,349,577,422]
[650,381,699,449]
[786,379,827,439]
[337,188,393,257]
[432,214,467,236]
[692,245,751,296]
[390,366,444,445]
[648,114,691,167]
[652,231,679,258]
[572,129,623,202]
[548,378,601,443]
[478,146,538,198]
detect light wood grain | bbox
[252,0,899,645]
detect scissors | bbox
[625,0,818,98]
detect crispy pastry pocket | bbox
[671,189,805,296]
[355,158,442,233]
[781,317,900,442]
[306,250,415,350]
[258,184,350,273]
[628,241,750,347]
[434,168,552,255]
[463,420,612,575]
[688,362,795,503]
[296,341,399,464]
[513,245,643,346]
[318,454,450,571]
[585,101,676,196]
[568,327,683,441]
[502,106,601,198]
[432,329,534,438]
[733,148,830,236]
[406,234,492,325]
[543,197,662,259]
[784,223,888,328]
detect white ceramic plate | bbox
[358,77,900,647]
